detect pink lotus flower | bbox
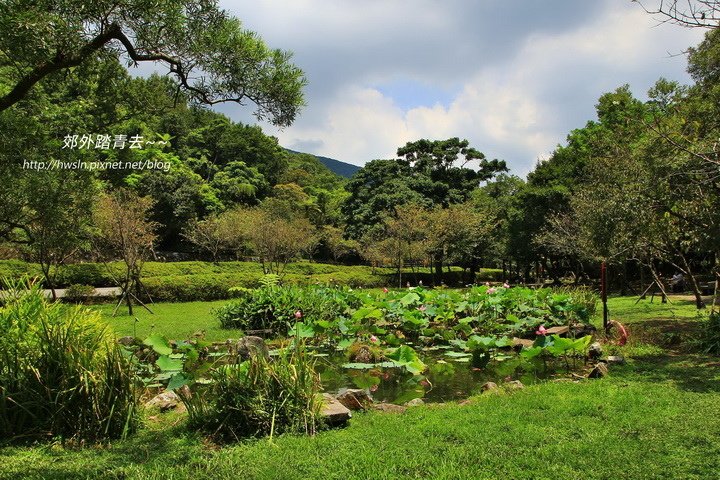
[370,335,379,343]
[536,325,547,336]
[294,310,302,319]
[503,282,510,288]
[383,287,389,293]
[487,287,496,294]
[418,305,427,312]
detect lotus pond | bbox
[127,285,600,404]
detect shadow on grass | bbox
[624,353,720,394]
[0,418,209,479]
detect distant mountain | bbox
[286,149,361,178]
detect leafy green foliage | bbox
[216,284,596,348]
[385,345,427,374]
[342,138,507,239]
[181,344,321,441]
[700,312,720,354]
[0,280,138,442]
[214,284,361,334]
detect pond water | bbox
[139,341,584,405]
[312,348,552,404]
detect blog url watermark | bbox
[23,159,172,172]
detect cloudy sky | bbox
[213,0,705,176]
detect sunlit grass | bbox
[93,300,241,342]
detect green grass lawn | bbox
[94,300,242,342]
[3,294,716,479]
[1,354,719,479]
[603,294,707,325]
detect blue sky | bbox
[212,0,706,176]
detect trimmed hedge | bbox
[0,260,504,302]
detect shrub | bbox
[700,312,720,354]
[214,285,360,334]
[181,344,321,441]
[475,268,504,282]
[63,284,96,303]
[0,281,139,443]
[554,286,598,323]
[142,273,262,302]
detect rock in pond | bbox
[588,363,609,379]
[404,398,424,407]
[145,391,181,412]
[321,393,352,426]
[481,382,499,393]
[349,345,374,364]
[545,325,569,336]
[588,342,603,360]
[505,380,525,391]
[571,323,597,337]
[236,336,269,360]
[607,355,625,365]
[118,336,136,346]
[336,389,373,411]
[512,338,534,349]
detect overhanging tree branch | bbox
[634,0,720,28]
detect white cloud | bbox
[219,1,706,176]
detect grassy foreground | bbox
[1,356,719,479]
[1,295,716,479]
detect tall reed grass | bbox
[181,341,322,442]
[0,280,138,443]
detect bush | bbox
[476,268,504,283]
[215,285,360,334]
[554,286,598,323]
[700,312,720,354]
[63,284,96,303]
[181,345,321,441]
[142,273,262,302]
[0,281,139,443]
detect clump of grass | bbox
[700,312,720,354]
[0,280,139,443]
[181,342,322,442]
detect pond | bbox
[313,348,552,404]
[134,333,592,406]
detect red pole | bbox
[601,261,608,330]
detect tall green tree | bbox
[343,138,506,239]
[0,0,306,125]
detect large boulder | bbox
[236,336,269,360]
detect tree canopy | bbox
[0,0,306,126]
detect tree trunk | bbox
[639,262,646,299]
[433,253,444,285]
[679,252,705,309]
